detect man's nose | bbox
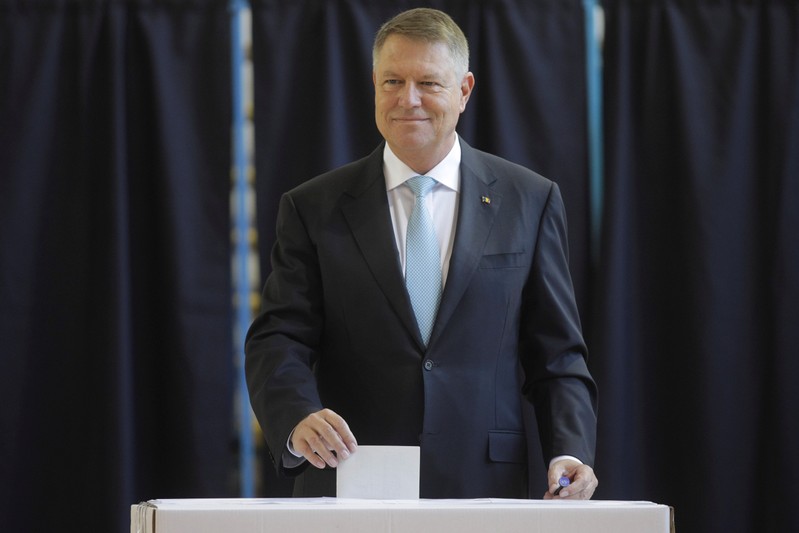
[398,82,422,107]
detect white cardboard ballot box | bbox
[131,498,673,533]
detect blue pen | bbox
[554,475,570,496]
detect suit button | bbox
[424,360,434,371]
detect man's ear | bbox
[460,72,475,112]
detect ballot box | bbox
[131,498,674,533]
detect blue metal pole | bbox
[230,0,255,498]
[583,0,605,267]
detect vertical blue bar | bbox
[583,0,604,266]
[230,0,255,498]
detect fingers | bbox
[291,409,358,469]
[543,461,599,500]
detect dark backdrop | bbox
[0,1,234,531]
[595,1,799,532]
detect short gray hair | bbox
[372,8,470,79]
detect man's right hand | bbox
[290,408,359,469]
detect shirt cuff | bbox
[283,429,307,468]
[549,455,583,468]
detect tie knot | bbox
[406,175,436,198]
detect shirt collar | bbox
[383,137,461,192]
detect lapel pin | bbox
[481,196,491,205]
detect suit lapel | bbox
[340,146,421,344]
[430,141,502,344]
[340,140,503,350]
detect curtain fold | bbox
[0,1,234,531]
[595,1,799,532]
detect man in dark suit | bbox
[245,7,598,500]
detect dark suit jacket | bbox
[245,138,597,499]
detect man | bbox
[245,7,598,500]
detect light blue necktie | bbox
[405,176,442,346]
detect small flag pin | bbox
[481,196,491,205]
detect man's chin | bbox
[387,132,434,152]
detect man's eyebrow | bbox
[378,71,446,82]
[377,69,399,77]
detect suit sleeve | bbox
[244,192,324,476]
[520,183,598,466]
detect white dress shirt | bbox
[383,139,460,286]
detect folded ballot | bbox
[336,445,420,499]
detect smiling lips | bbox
[393,116,429,123]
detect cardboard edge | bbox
[131,501,157,533]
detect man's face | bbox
[373,34,474,171]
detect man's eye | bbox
[420,81,442,91]
[382,80,401,91]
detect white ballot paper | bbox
[336,445,420,499]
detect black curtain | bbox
[250,0,592,497]
[595,1,799,532]
[0,1,234,531]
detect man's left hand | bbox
[543,459,598,500]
